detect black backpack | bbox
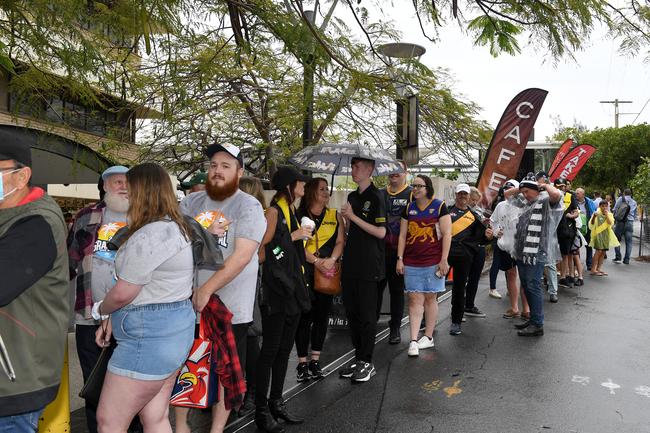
[614,197,631,222]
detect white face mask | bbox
[0,169,19,202]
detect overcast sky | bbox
[357,4,650,142]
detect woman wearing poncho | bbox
[588,200,620,276]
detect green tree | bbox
[573,124,650,192]
[630,157,650,204]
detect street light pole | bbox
[302,10,316,148]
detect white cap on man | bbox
[455,183,471,194]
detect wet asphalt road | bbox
[227,258,650,433]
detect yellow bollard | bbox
[38,341,70,432]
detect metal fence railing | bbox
[638,205,650,259]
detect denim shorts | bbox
[109,299,195,381]
[404,264,446,293]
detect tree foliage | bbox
[630,157,650,204]
[572,124,650,192]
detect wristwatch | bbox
[397,256,403,261]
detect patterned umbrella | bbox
[288,143,405,176]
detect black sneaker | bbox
[558,278,570,288]
[566,276,574,284]
[517,324,544,337]
[388,327,401,344]
[464,306,486,318]
[350,361,376,383]
[574,278,584,286]
[549,294,558,303]
[296,362,311,382]
[308,359,324,379]
[339,360,357,378]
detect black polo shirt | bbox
[342,182,386,281]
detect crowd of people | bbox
[0,139,640,433]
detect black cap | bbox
[0,139,32,167]
[271,166,310,190]
[535,171,548,182]
[554,177,568,186]
[205,143,244,168]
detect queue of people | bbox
[1,137,640,432]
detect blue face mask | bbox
[0,169,18,202]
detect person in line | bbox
[179,144,266,433]
[509,173,563,337]
[68,165,139,433]
[395,175,451,357]
[447,183,493,336]
[593,191,602,207]
[487,185,506,300]
[575,187,596,272]
[93,163,196,432]
[379,161,411,344]
[463,186,489,318]
[338,157,387,382]
[237,176,267,415]
[555,178,579,289]
[181,171,207,194]
[535,172,559,303]
[256,166,312,433]
[295,178,345,381]
[489,179,529,320]
[0,142,69,432]
[613,188,637,265]
[590,200,620,275]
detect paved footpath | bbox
[228,256,650,433]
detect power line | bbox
[632,97,650,124]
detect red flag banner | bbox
[549,138,574,175]
[477,88,548,211]
[549,144,596,182]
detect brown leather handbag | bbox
[312,229,342,296]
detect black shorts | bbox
[558,236,574,256]
[496,246,516,271]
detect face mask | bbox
[0,169,19,202]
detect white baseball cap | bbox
[455,183,471,194]
[504,179,519,189]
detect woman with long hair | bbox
[93,163,195,433]
[396,175,451,356]
[256,166,312,433]
[237,176,266,415]
[294,177,345,381]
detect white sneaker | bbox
[489,289,502,299]
[416,335,434,350]
[408,340,419,357]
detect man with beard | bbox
[179,143,266,433]
[68,165,135,433]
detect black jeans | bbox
[255,311,300,406]
[295,291,334,358]
[76,325,143,433]
[75,324,101,433]
[342,278,379,363]
[448,255,473,325]
[245,335,261,390]
[377,255,405,331]
[231,322,250,372]
[465,246,486,309]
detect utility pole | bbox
[600,99,633,128]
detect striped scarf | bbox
[521,201,544,265]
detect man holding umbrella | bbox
[338,157,387,383]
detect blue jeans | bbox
[614,221,634,263]
[517,261,545,326]
[0,408,44,433]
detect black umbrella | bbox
[289,143,404,176]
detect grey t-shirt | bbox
[115,219,194,306]
[76,208,127,325]
[180,189,266,324]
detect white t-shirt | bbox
[490,199,521,256]
[180,189,266,324]
[115,219,193,306]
